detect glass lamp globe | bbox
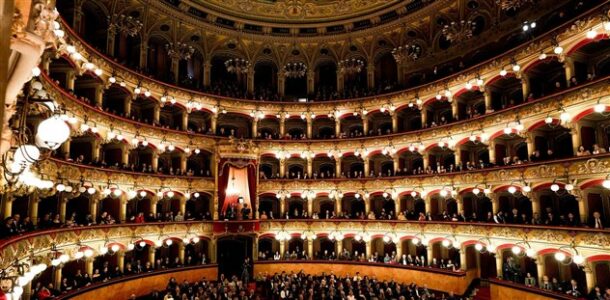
[474,243,483,251]
[550,184,560,192]
[111,244,120,252]
[554,252,566,262]
[36,116,70,150]
[511,245,522,255]
[13,144,41,165]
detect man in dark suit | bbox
[589,211,605,229]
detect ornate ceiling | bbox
[187,0,403,24]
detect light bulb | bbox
[139,241,146,248]
[560,112,570,122]
[508,186,517,194]
[545,117,553,124]
[128,190,137,199]
[550,184,560,192]
[442,239,451,247]
[194,192,200,198]
[112,189,122,197]
[192,237,200,243]
[539,52,547,60]
[554,46,564,55]
[526,248,536,258]
[475,243,483,251]
[499,69,508,77]
[410,191,417,198]
[523,185,532,193]
[99,247,108,255]
[127,244,135,250]
[512,64,521,72]
[109,76,116,83]
[74,251,84,259]
[595,103,606,113]
[511,245,522,255]
[84,249,94,257]
[554,252,566,262]
[32,67,41,77]
[412,238,420,245]
[139,190,147,197]
[573,254,584,265]
[55,183,66,192]
[587,29,598,39]
[472,188,480,195]
[111,244,120,252]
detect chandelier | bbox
[283,62,307,78]
[442,20,476,43]
[496,0,534,11]
[107,14,143,37]
[338,58,365,75]
[225,58,251,74]
[165,42,195,60]
[2,80,71,189]
[391,44,422,63]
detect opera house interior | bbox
[6,0,610,299]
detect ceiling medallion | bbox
[496,0,534,11]
[391,44,422,63]
[442,20,476,44]
[277,0,315,19]
[283,62,308,78]
[338,58,365,75]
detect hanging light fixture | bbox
[107,13,143,37]
[391,43,422,63]
[225,58,251,74]
[166,42,195,61]
[442,20,476,43]
[338,58,365,75]
[496,0,534,11]
[283,62,307,78]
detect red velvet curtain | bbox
[217,158,257,217]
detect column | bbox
[306,117,313,139]
[307,197,313,216]
[60,139,70,159]
[497,253,504,279]
[2,193,13,220]
[484,87,492,112]
[392,155,399,175]
[66,70,76,91]
[335,156,342,177]
[85,258,94,276]
[585,265,596,293]
[451,99,459,120]
[117,251,125,272]
[521,74,530,100]
[460,247,467,271]
[307,70,315,95]
[488,140,496,165]
[335,119,341,137]
[247,67,255,94]
[150,197,158,216]
[426,245,434,266]
[334,195,341,214]
[213,192,219,220]
[421,108,427,127]
[391,114,398,133]
[564,57,575,87]
[146,246,155,267]
[454,147,462,168]
[364,157,370,177]
[182,113,189,131]
[536,257,545,284]
[89,195,98,221]
[336,70,344,93]
[394,198,401,215]
[279,239,286,256]
[178,243,185,264]
[124,95,132,116]
[279,116,286,136]
[280,197,286,216]
[210,115,217,134]
[153,104,161,124]
[252,119,258,138]
[94,85,104,107]
[29,193,39,226]
[336,239,343,255]
[121,144,129,166]
[23,282,32,300]
[171,57,180,83]
[367,62,375,89]
[364,198,370,214]
[179,198,186,215]
[424,195,431,215]
[571,125,581,156]
[531,192,540,216]
[119,195,127,223]
[397,63,405,85]
[362,115,369,135]
[526,133,535,156]
[253,236,259,261]
[490,193,499,214]
[456,195,463,214]
[255,196,260,219]
[209,239,217,263]
[151,152,159,171]
[307,239,314,259]
[139,34,148,69]
[203,61,211,88]
[278,73,286,97]
[106,31,116,56]
[91,139,101,161]
[59,195,67,223]
[395,241,403,259]
[577,189,588,223]
[279,159,286,178]
[52,266,62,289]
[365,240,372,257]
[306,158,313,178]
[422,153,430,170]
